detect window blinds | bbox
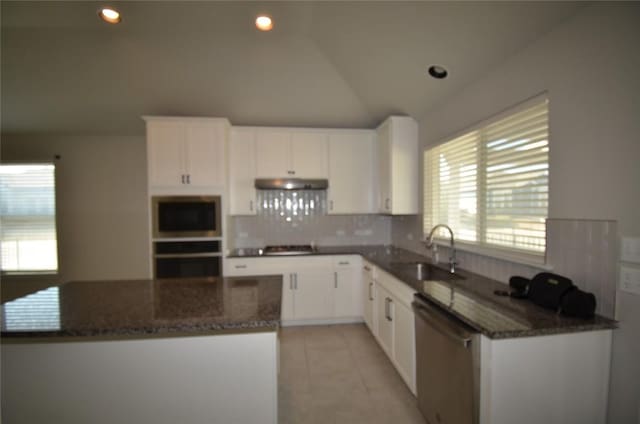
[0,164,58,272]
[424,99,549,260]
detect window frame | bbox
[423,94,550,267]
[0,161,60,276]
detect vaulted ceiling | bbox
[1,1,584,135]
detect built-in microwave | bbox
[152,196,221,239]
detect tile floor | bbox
[278,324,426,424]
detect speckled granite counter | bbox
[1,276,282,339]
[229,245,617,339]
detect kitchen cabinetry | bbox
[229,128,257,215]
[254,129,328,179]
[328,131,376,214]
[376,116,418,214]
[362,260,377,334]
[145,117,228,193]
[225,256,362,325]
[373,267,417,394]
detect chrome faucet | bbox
[424,224,457,273]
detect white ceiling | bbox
[1,1,585,135]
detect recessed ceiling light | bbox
[255,15,273,31]
[98,7,121,24]
[428,65,448,79]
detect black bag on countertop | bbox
[560,288,597,319]
[527,272,575,311]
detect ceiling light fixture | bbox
[255,15,273,31]
[428,65,448,79]
[98,7,121,24]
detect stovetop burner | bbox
[262,245,316,256]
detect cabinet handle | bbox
[364,265,371,271]
[368,282,374,301]
[249,200,254,211]
[385,198,390,210]
[385,298,393,321]
[186,174,191,184]
[294,273,298,290]
[234,264,247,269]
[334,272,338,289]
[289,274,293,290]
[330,200,334,211]
[181,175,185,184]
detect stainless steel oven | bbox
[152,196,221,239]
[154,240,222,279]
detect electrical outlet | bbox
[620,266,640,295]
[621,237,640,264]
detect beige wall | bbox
[1,134,150,300]
[401,4,639,423]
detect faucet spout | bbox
[424,224,457,273]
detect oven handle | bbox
[154,253,221,259]
[413,299,474,348]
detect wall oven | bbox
[154,240,222,279]
[152,196,221,239]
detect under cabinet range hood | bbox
[254,178,328,190]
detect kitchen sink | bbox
[391,261,464,282]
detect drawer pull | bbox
[234,264,247,269]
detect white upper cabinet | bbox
[145,117,228,194]
[376,116,419,214]
[328,130,376,214]
[229,128,257,215]
[254,128,328,179]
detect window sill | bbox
[1,271,59,277]
[431,239,553,270]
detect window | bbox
[0,164,58,272]
[424,97,549,263]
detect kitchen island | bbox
[1,276,282,424]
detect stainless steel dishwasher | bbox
[413,294,480,424]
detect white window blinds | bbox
[424,98,549,261]
[0,164,58,272]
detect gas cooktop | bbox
[262,245,316,256]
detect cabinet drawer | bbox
[332,255,360,269]
[224,258,278,276]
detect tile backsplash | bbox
[392,215,618,318]
[229,214,391,250]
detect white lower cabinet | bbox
[225,256,362,325]
[373,268,417,395]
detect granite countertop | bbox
[1,276,282,340]
[229,245,617,339]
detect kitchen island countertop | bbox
[1,276,282,340]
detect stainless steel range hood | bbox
[254,178,328,190]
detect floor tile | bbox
[278,323,425,424]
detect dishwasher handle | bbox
[413,299,474,348]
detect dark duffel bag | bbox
[527,272,575,311]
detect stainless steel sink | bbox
[391,261,464,281]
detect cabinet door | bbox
[147,121,186,188]
[376,120,392,213]
[376,283,394,358]
[389,117,419,214]
[333,266,360,318]
[362,263,376,334]
[281,273,295,321]
[255,131,290,178]
[290,132,328,178]
[393,300,416,394]
[185,123,225,188]
[328,132,375,214]
[229,128,257,215]
[293,269,333,320]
